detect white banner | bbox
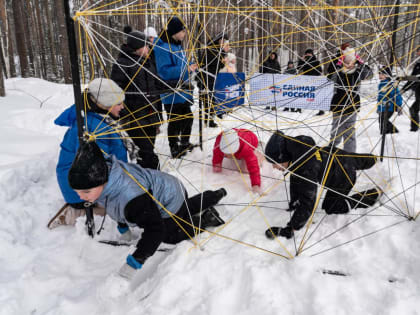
[249,73,334,110]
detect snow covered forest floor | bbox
[0,78,419,315]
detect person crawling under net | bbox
[264,131,381,240]
[68,141,227,278]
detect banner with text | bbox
[249,73,334,110]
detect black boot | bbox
[214,188,227,201]
[349,188,380,209]
[170,143,180,159]
[179,142,194,157]
[199,207,225,227]
[208,119,218,128]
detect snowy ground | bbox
[0,78,419,315]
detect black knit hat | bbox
[265,131,290,164]
[304,48,314,55]
[68,141,108,190]
[127,31,149,50]
[167,17,186,37]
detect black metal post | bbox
[379,105,389,162]
[381,0,400,162]
[63,0,86,145]
[63,1,94,238]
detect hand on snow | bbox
[213,164,222,173]
[118,255,143,280]
[117,225,134,242]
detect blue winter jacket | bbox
[153,34,193,105]
[377,79,403,112]
[55,105,128,204]
[96,156,186,225]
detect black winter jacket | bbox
[276,135,376,230]
[197,43,226,91]
[260,53,281,74]
[111,44,162,126]
[297,55,322,76]
[330,64,372,115]
[402,60,420,93]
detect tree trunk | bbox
[0,0,8,78]
[34,0,47,79]
[43,0,59,80]
[55,0,72,83]
[6,4,15,77]
[0,37,5,96]
[12,0,29,77]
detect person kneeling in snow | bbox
[68,141,227,278]
[264,131,381,239]
[213,129,263,194]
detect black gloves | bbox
[265,225,294,239]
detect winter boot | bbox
[170,143,180,158]
[349,188,380,209]
[179,142,195,156]
[214,188,227,201]
[199,207,225,227]
[208,119,218,128]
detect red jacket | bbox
[213,129,261,187]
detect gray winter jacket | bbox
[96,156,186,224]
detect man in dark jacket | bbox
[264,131,380,239]
[329,60,371,152]
[297,49,322,76]
[297,49,323,115]
[111,29,161,169]
[68,141,227,279]
[197,32,230,127]
[401,47,420,132]
[260,51,281,74]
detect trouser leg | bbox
[162,189,226,244]
[128,126,160,170]
[164,104,180,148]
[330,113,343,148]
[409,97,420,131]
[341,112,357,152]
[178,103,194,145]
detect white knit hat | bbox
[144,26,158,38]
[220,131,240,154]
[87,78,125,108]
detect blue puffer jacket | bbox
[377,79,402,112]
[96,156,186,225]
[55,104,128,204]
[153,32,193,105]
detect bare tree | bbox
[12,0,29,77]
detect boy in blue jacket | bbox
[68,141,227,279]
[153,16,198,158]
[377,67,403,134]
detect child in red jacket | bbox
[213,129,262,194]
